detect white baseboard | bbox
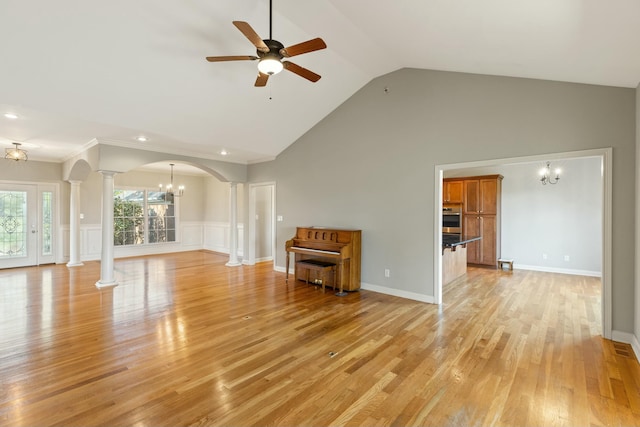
[274,265,294,274]
[633,335,640,362]
[514,264,601,277]
[273,266,436,303]
[360,282,436,304]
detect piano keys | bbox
[285,227,361,292]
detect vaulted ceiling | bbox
[2,0,639,165]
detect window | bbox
[147,191,176,244]
[114,189,176,246]
[42,191,53,256]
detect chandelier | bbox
[5,142,28,162]
[159,163,184,198]
[539,161,560,185]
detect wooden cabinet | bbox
[463,215,481,264]
[443,179,463,204]
[463,177,500,215]
[461,175,502,267]
[464,210,499,266]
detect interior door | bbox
[0,184,38,268]
[255,185,274,261]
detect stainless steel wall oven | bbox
[442,205,462,234]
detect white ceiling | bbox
[2,0,640,166]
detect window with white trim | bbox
[114,189,176,246]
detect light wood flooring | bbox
[1,251,639,426]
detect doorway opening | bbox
[246,182,276,268]
[434,148,612,339]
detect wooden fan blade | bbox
[281,38,327,58]
[255,72,269,87]
[233,21,269,53]
[283,61,321,82]
[206,55,258,62]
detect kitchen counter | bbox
[442,234,482,285]
[442,233,482,250]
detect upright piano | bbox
[285,227,361,292]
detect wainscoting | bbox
[59,221,244,263]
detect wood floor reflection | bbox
[1,251,639,426]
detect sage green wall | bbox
[0,160,69,223]
[248,68,636,334]
[79,169,207,224]
[80,172,102,224]
[67,168,236,226]
[203,177,245,223]
[114,170,205,222]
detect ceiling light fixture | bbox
[5,142,28,162]
[540,161,560,185]
[4,112,18,119]
[257,56,283,75]
[159,163,184,201]
[220,149,228,156]
[136,136,148,142]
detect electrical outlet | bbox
[277,215,283,222]
[384,268,390,278]
[542,253,548,260]
[564,255,570,262]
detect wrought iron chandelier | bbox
[5,142,28,162]
[159,163,184,198]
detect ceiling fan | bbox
[205,0,327,87]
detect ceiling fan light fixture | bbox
[258,57,283,75]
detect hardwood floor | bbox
[1,251,639,426]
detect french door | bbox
[0,183,55,269]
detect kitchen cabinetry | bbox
[442,179,463,204]
[463,177,499,215]
[463,214,498,266]
[461,175,502,267]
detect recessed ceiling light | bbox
[4,112,18,119]
[220,149,228,156]
[136,136,148,142]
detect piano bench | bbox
[296,260,343,296]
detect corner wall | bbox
[635,81,640,356]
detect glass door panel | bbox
[39,187,56,265]
[0,184,37,268]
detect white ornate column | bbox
[96,171,118,288]
[226,182,241,266]
[66,180,84,267]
